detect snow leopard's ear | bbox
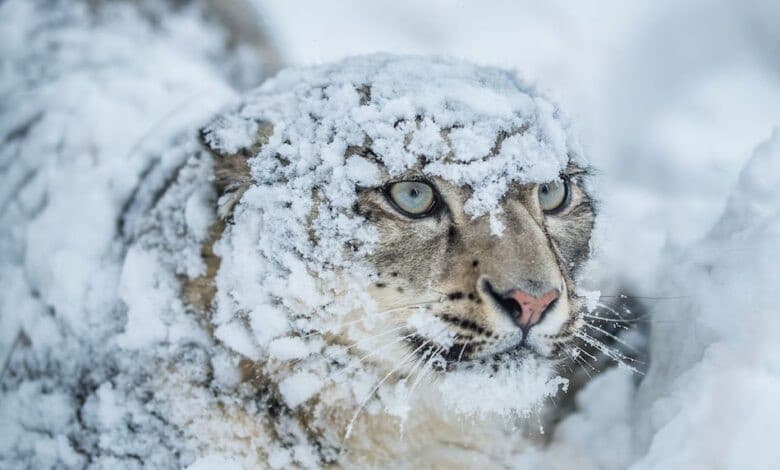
[198,118,274,220]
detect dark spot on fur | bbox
[375,282,386,288]
[439,314,488,335]
[447,292,463,300]
[397,287,404,293]
[447,225,458,245]
[467,293,476,301]
[472,260,479,267]
[357,84,372,105]
[391,272,398,277]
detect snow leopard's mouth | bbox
[404,330,547,374]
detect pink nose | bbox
[506,289,560,329]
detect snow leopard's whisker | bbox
[342,336,435,443]
[572,344,598,363]
[331,331,419,380]
[568,348,596,378]
[344,323,408,350]
[332,325,450,381]
[403,334,448,388]
[305,301,442,339]
[576,330,634,362]
[406,345,444,405]
[582,322,642,355]
[595,301,632,320]
[581,313,637,324]
[299,310,407,339]
[575,332,644,375]
[598,294,688,300]
[554,347,576,376]
[456,337,472,364]
[374,300,444,315]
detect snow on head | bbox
[207,53,583,218]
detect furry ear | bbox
[198,118,274,219]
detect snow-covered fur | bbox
[117,55,598,467]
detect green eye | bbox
[538,179,568,212]
[388,181,436,216]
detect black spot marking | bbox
[375,283,386,288]
[390,272,398,277]
[397,287,404,293]
[440,314,488,335]
[447,292,463,300]
[447,225,458,245]
[472,260,479,267]
[467,293,476,301]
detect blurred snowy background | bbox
[2,0,780,468]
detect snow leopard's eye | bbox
[538,179,569,213]
[387,181,436,217]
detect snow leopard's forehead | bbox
[203,54,585,218]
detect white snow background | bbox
[2,0,780,468]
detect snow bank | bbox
[629,129,780,468]
[0,0,273,467]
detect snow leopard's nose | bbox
[504,289,559,330]
[484,280,560,331]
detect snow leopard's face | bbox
[352,163,594,375]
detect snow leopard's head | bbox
[356,161,594,374]
[194,55,595,414]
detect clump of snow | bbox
[436,357,567,418]
[279,371,324,408]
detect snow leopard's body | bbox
[0,2,612,466]
[122,56,601,467]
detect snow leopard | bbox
[114,55,622,468]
